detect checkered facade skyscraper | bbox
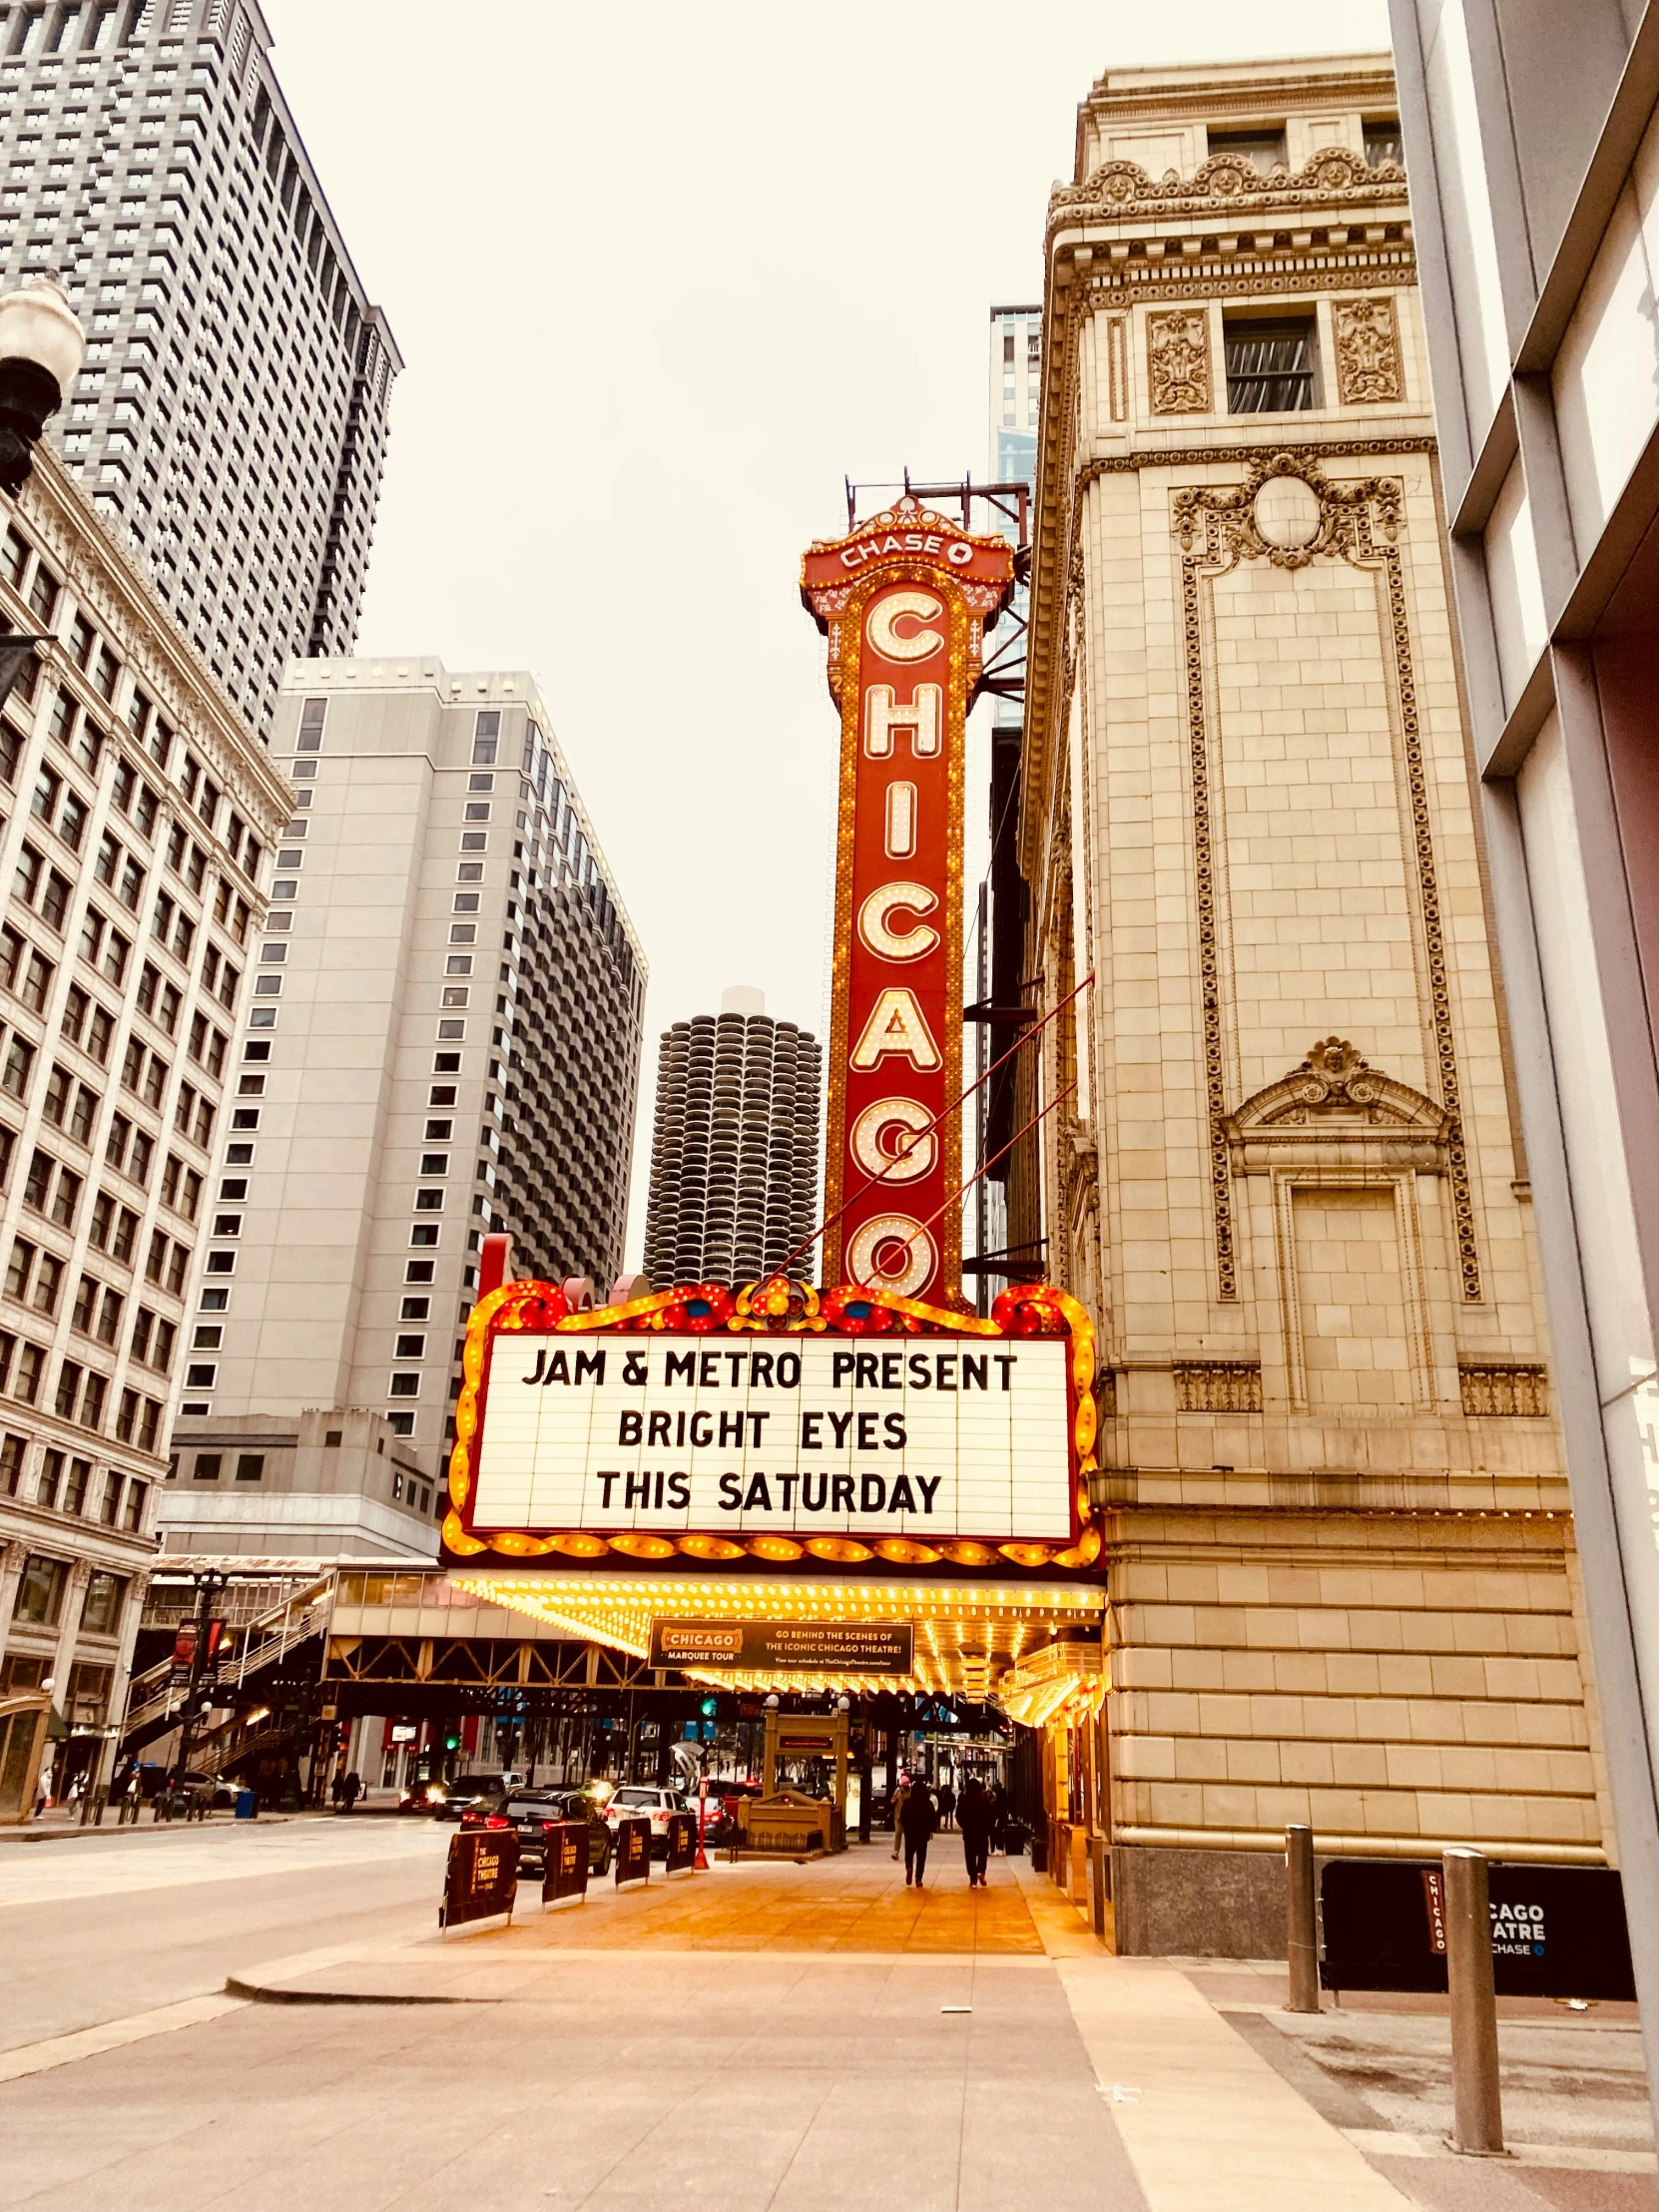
[0,0,399,736]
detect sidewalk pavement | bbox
[2,1839,1652,2210]
[211,1846,1654,2212]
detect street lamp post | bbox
[0,276,85,719]
[0,275,84,497]
[170,1570,229,1804]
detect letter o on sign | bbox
[849,1097,935,1185]
[846,1214,936,1299]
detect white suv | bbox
[602,1785,691,1854]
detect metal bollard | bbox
[1443,1847,1505,2155]
[1286,1824,1320,2012]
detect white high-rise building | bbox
[160,661,647,1558]
[0,0,400,734]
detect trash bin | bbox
[234,1788,256,1821]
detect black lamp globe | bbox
[0,276,86,497]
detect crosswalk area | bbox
[0,1814,448,1909]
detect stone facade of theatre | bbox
[1014,54,1608,1953]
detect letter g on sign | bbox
[849,1097,935,1185]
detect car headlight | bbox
[427,1787,446,1803]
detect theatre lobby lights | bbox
[448,1571,1105,1701]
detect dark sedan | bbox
[461,1790,613,1878]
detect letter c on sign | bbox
[849,1097,935,1185]
[858,881,939,961]
[866,591,943,663]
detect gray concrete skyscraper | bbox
[160,660,646,1555]
[0,0,399,735]
[643,988,822,1291]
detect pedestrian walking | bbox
[990,1781,1009,1853]
[898,1777,937,1888]
[936,1780,955,1832]
[889,1773,910,1862]
[329,1768,345,1810]
[958,1778,992,1887]
[339,1770,362,1813]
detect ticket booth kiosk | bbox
[761,1708,848,1853]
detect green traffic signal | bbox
[699,1696,718,1719]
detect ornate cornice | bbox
[1049,146,1406,237]
[15,445,292,834]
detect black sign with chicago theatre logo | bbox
[440,1827,519,1930]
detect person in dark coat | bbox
[897,1778,937,1887]
[989,1781,1009,1853]
[958,1778,992,1888]
[935,1780,956,1831]
[339,1770,362,1813]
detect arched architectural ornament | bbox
[1224,1037,1448,1175]
[1174,447,1401,571]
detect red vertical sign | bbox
[801,498,1014,1302]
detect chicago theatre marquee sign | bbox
[439,499,1103,1606]
[799,496,1015,1307]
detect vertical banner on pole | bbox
[801,497,1014,1304]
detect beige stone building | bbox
[1015,53,1604,1950]
[0,440,289,1815]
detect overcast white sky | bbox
[263,0,1389,1270]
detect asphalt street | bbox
[0,1814,449,2048]
[2,1824,1654,2211]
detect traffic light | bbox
[699,1695,718,1720]
[443,1729,461,1752]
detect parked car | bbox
[433,1772,522,1822]
[460,1789,614,1878]
[699,1778,761,1843]
[134,1762,234,1807]
[601,1784,692,1856]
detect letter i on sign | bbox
[800,498,1013,1304]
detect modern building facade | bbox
[642,985,821,1290]
[1015,53,1607,1950]
[990,301,1043,493]
[0,436,288,1806]
[159,1405,434,1557]
[976,307,1044,1307]
[1386,0,1659,2060]
[158,662,646,1547]
[0,0,400,733]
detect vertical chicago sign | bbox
[801,498,1015,1304]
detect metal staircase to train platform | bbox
[119,1570,333,1755]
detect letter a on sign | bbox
[800,498,1014,1301]
[850,987,942,1070]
